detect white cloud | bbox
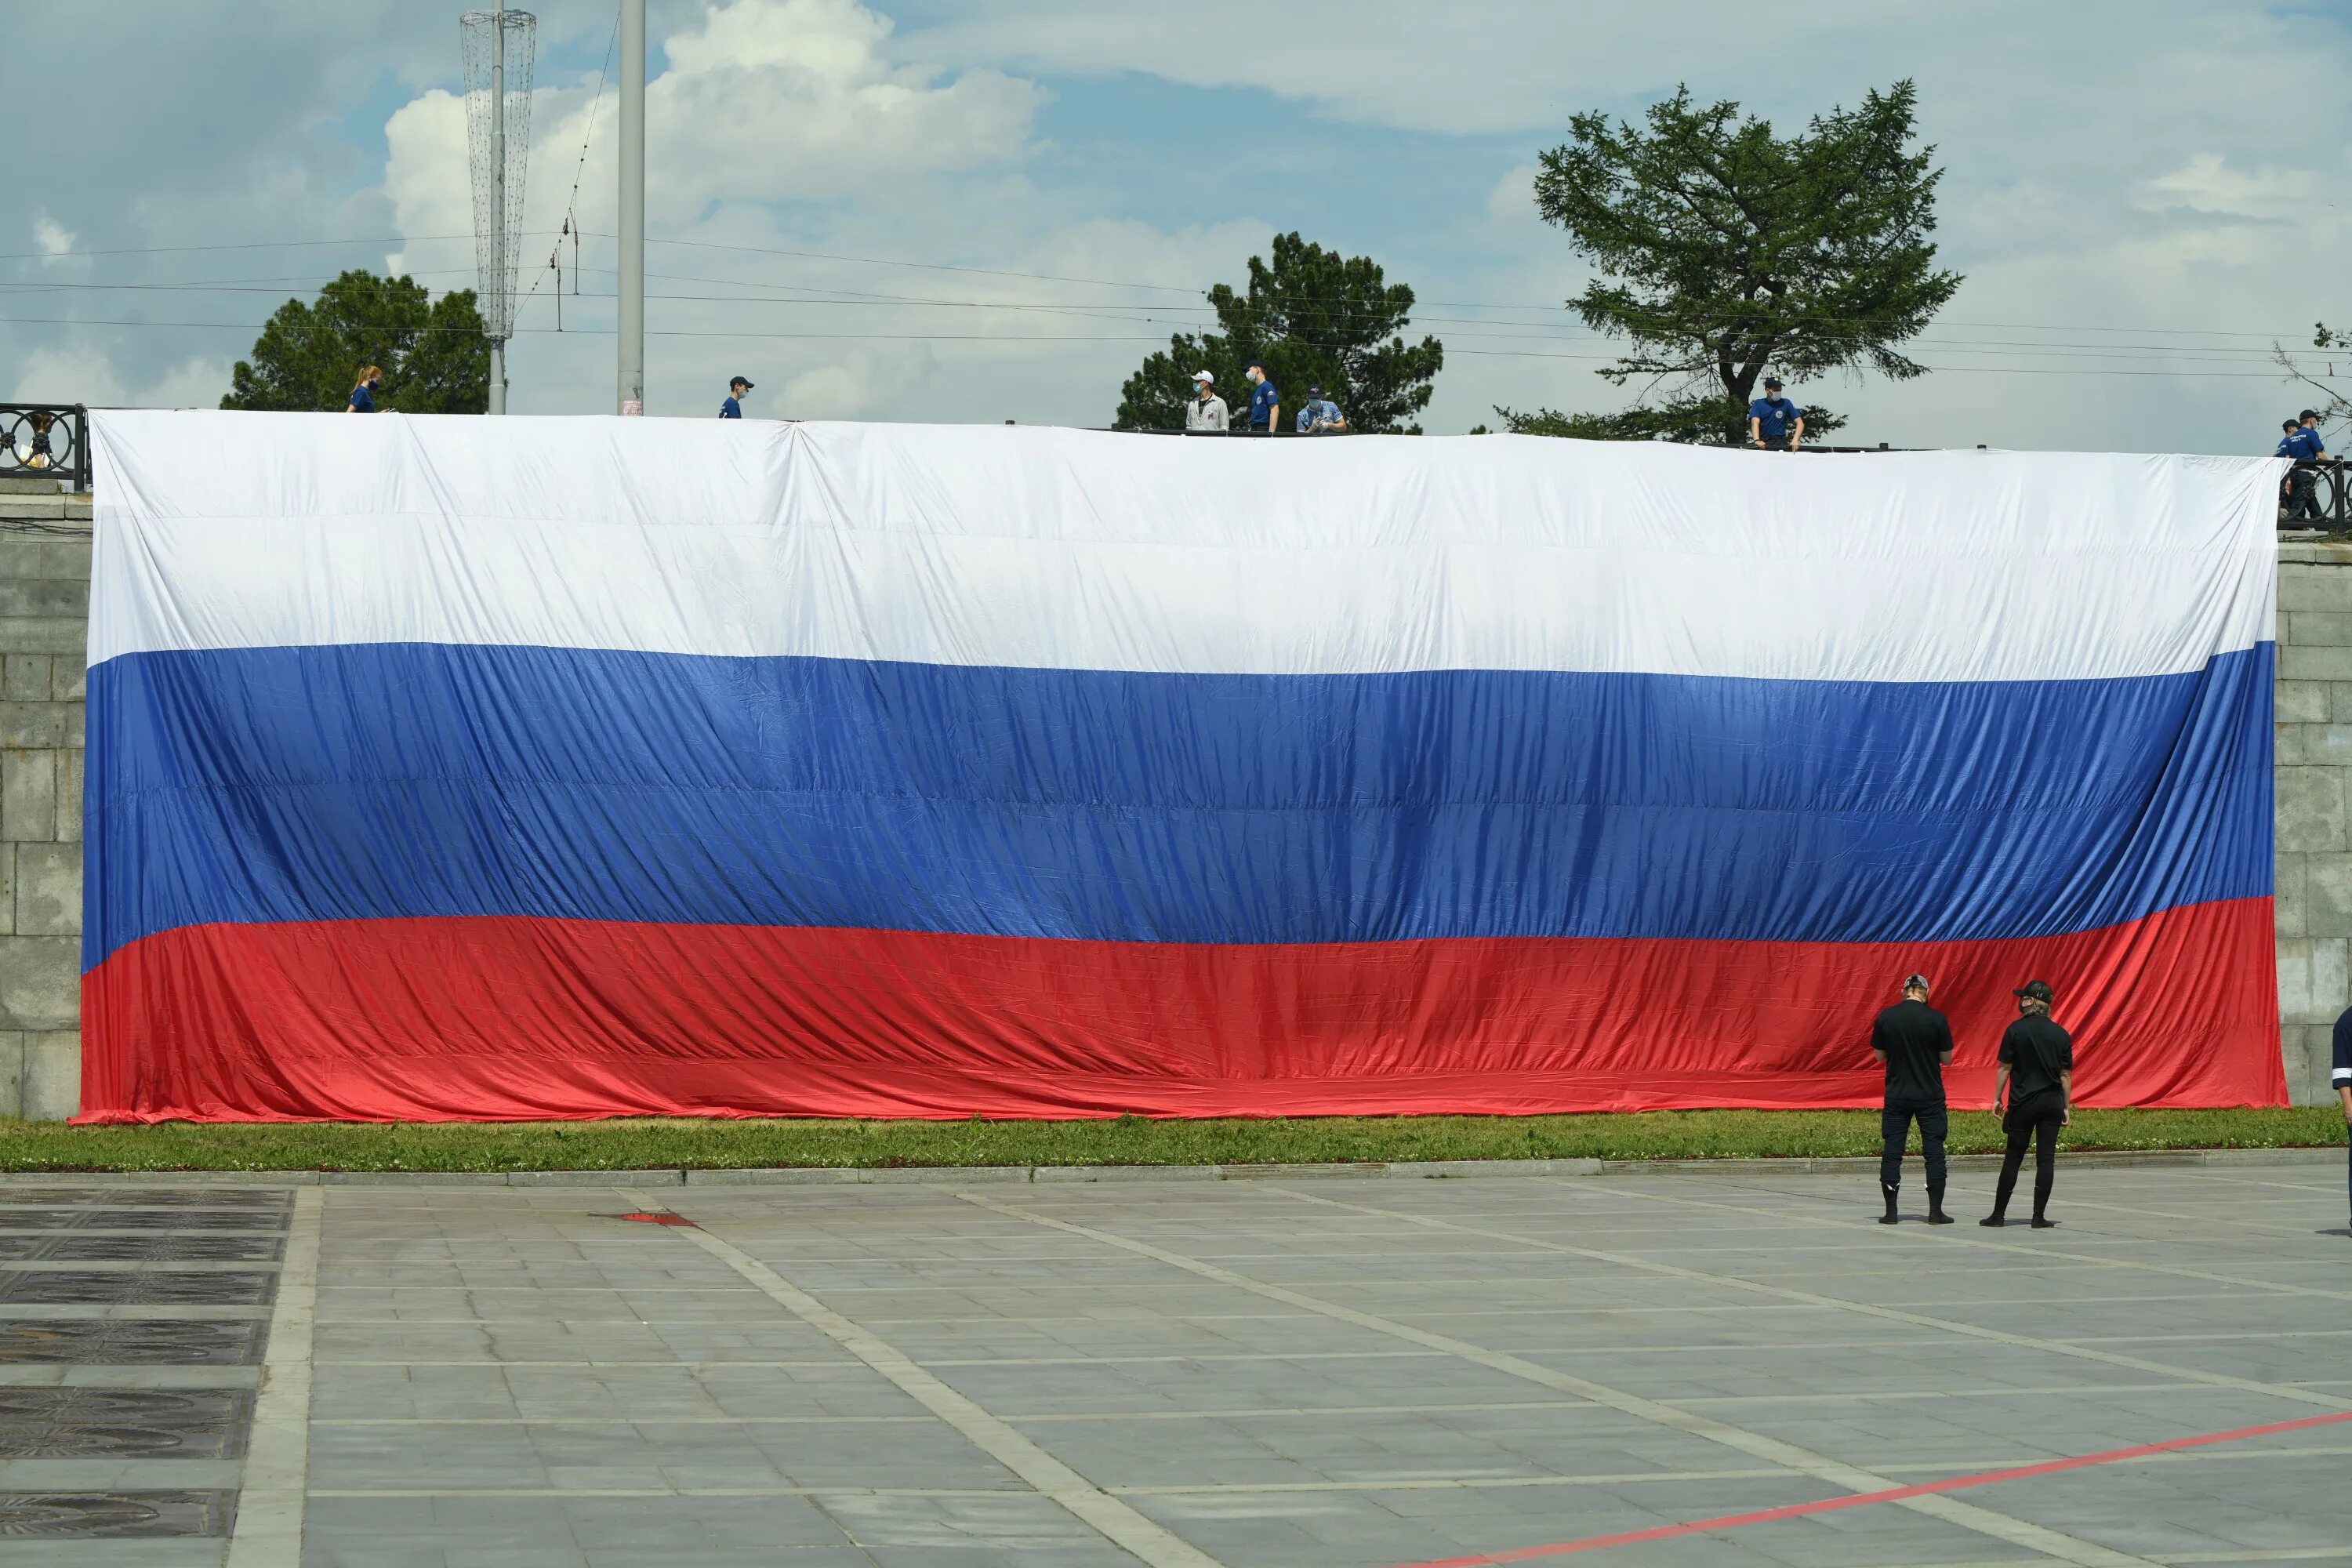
[2138,154,2300,223]
[8,344,228,409]
[31,214,75,260]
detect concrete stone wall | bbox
[0,481,89,1121]
[2274,542,2352,1104]
[0,514,2340,1116]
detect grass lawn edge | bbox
[0,1106,2340,1174]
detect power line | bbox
[0,314,2328,378]
[0,234,499,264]
[524,6,621,321]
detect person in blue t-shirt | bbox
[346,365,383,413]
[1244,361,1280,433]
[2335,1004,2352,1228]
[720,376,752,419]
[2285,410,2330,521]
[1748,376,1803,450]
[1295,385,1347,434]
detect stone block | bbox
[2278,852,2309,938]
[0,617,89,655]
[21,1031,78,1121]
[0,702,79,749]
[0,936,78,1031]
[2297,1027,2339,1106]
[2317,940,2351,1023]
[2289,612,2352,647]
[2282,644,2352,682]
[34,540,90,581]
[2276,724,2305,765]
[54,749,78,844]
[49,651,83,702]
[2277,766,2347,852]
[1,750,54,843]
[2297,725,2352,768]
[0,579,86,619]
[2279,566,2352,612]
[2307,855,2352,941]
[0,655,45,702]
[14,843,79,935]
[0,1030,19,1119]
[2279,680,2332,724]
[2278,1025,2313,1105]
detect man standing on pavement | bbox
[1984,980,2073,1229]
[1871,973,1955,1225]
[720,376,752,419]
[1748,376,1804,450]
[1185,371,1229,431]
[1244,361,1280,434]
[2334,1003,2352,1229]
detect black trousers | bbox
[2287,466,2325,521]
[1993,1094,2064,1218]
[1880,1103,1947,1191]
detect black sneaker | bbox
[2029,1217,2057,1229]
[1979,1215,2005,1227]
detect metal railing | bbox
[1125,426,1352,437]
[0,405,88,492]
[2280,460,2351,531]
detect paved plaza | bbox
[2,1158,2350,1567]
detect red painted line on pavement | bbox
[1383,1408,2352,1568]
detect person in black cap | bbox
[1984,980,2072,1229]
[1871,973,1955,1225]
[2284,410,2329,521]
[720,376,753,419]
[1748,376,1804,451]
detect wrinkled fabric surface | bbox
[78,413,2286,1121]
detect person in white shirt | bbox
[1185,370,1229,432]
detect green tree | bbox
[223,270,490,412]
[1501,81,1960,445]
[2275,324,2352,436]
[1115,232,1443,433]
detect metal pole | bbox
[617,0,644,415]
[488,7,507,415]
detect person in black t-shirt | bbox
[1984,979,2074,1229]
[1871,973,1955,1225]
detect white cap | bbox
[1192,370,1214,383]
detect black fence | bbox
[0,405,88,492]
[2281,460,2351,530]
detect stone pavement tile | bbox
[304,1493,859,1563]
[0,1545,230,1568]
[2004,1454,2352,1552]
[1027,1409,1748,1492]
[311,1317,845,1364]
[919,1348,1558,1418]
[1132,1476,1808,1568]
[307,1417,1025,1494]
[815,1490,1130,1553]
[314,1362,928,1424]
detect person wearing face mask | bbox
[1747,376,1804,450]
[1243,361,1280,434]
[1984,980,2072,1229]
[347,365,384,413]
[1185,370,1229,432]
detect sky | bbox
[8,0,2351,451]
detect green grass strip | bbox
[0,1107,2340,1174]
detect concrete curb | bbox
[0,1145,2332,1189]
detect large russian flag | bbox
[79,413,2282,1121]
